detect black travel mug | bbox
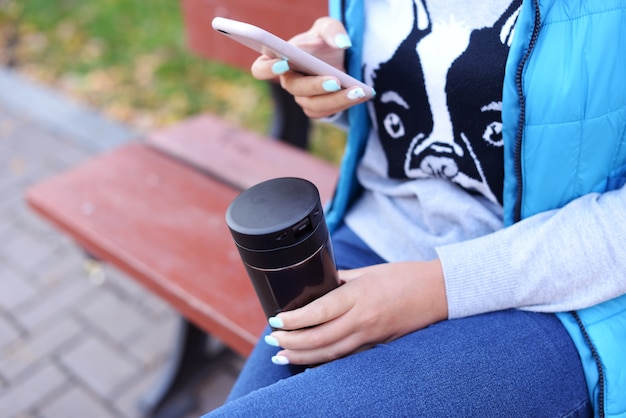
[226,177,340,319]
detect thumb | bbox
[290,17,351,50]
[314,17,352,49]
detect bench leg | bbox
[268,81,310,150]
[138,316,225,418]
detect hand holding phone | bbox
[211,17,375,97]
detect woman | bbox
[206,0,626,415]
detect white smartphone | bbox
[211,17,374,96]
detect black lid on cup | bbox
[225,177,328,269]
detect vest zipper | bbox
[515,2,608,414]
[572,311,605,418]
[513,0,542,223]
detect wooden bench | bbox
[26,113,338,355]
[25,1,333,417]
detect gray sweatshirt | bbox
[344,0,626,319]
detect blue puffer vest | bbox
[327,0,626,416]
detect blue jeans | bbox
[205,224,591,417]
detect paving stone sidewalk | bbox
[0,68,242,418]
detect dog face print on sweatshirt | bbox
[364,0,521,204]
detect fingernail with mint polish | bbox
[272,355,290,366]
[322,79,341,92]
[347,87,366,100]
[269,316,284,328]
[334,34,352,49]
[264,335,280,347]
[272,60,290,75]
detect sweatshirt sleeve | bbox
[435,185,626,319]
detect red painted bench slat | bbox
[146,113,338,204]
[26,143,266,356]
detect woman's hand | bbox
[250,17,373,119]
[265,260,449,365]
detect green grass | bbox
[0,0,346,163]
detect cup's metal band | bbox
[243,242,326,272]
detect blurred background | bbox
[0,0,346,162]
[0,0,344,417]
